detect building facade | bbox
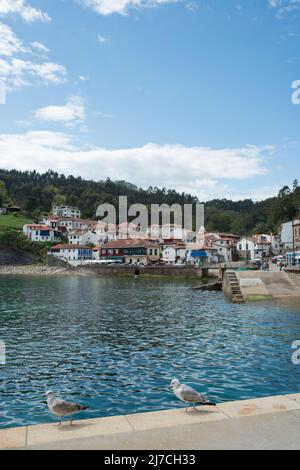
[53,206,81,218]
[49,244,93,262]
[23,224,61,243]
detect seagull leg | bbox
[185,406,188,413]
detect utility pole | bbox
[292,218,296,266]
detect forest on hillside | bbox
[0,169,299,235]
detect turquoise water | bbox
[0,275,300,428]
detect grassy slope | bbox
[0,214,32,230]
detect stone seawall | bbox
[286,268,300,289]
[77,264,207,279]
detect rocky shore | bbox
[0,265,81,276]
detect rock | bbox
[193,282,222,291]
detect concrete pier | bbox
[1,394,300,450]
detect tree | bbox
[0,181,7,206]
[53,194,67,206]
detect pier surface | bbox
[1,394,300,450]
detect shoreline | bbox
[0,265,84,276]
[1,393,300,450]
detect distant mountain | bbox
[0,169,299,235]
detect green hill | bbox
[0,169,299,235]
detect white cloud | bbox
[0,23,66,90]
[81,0,178,16]
[0,0,51,22]
[0,22,25,56]
[30,41,50,54]
[0,57,67,89]
[34,97,85,124]
[0,130,271,199]
[97,34,109,43]
[268,0,300,16]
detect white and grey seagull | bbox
[45,391,89,425]
[170,379,216,413]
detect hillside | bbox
[0,169,299,235]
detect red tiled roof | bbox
[25,224,60,231]
[102,239,159,249]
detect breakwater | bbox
[76,264,208,278]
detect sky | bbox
[0,0,300,201]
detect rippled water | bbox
[0,275,300,428]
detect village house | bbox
[161,243,187,264]
[44,216,90,233]
[294,220,300,250]
[186,243,218,265]
[68,229,101,246]
[237,235,274,260]
[23,224,61,243]
[48,244,93,262]
[204,232,239,262]
[100,239,161,265]
[53,205,81,219]
[280,221,295,254]
[92,247,101,260]
[117,222,147,240]
[95,221,117,243]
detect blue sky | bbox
[0,0,300,201]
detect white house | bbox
[53,206,81,218]
[237,235,272,260]
[44,217,90,233]
[280,220,300,253]
[186,243,218,265]
[161,244,187,264]
[48,244,93,263]
[117,222,146,240]
[68,229,101,246]
[23,224,61,243]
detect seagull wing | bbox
[52,399,87,416]
[180,384,211,404]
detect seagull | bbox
[170,379,216,413]
[45,390,89,425]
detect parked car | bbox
[251,259,262,269]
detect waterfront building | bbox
[293,220,300,250]
[280,221,295,254]
[100,239,161,265]
[186,243,218,265]
[161,243,187,264]
[23,224,62,243]
[48,244,93,262]
[237,235,273,260]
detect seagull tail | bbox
[205,400,216,406]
